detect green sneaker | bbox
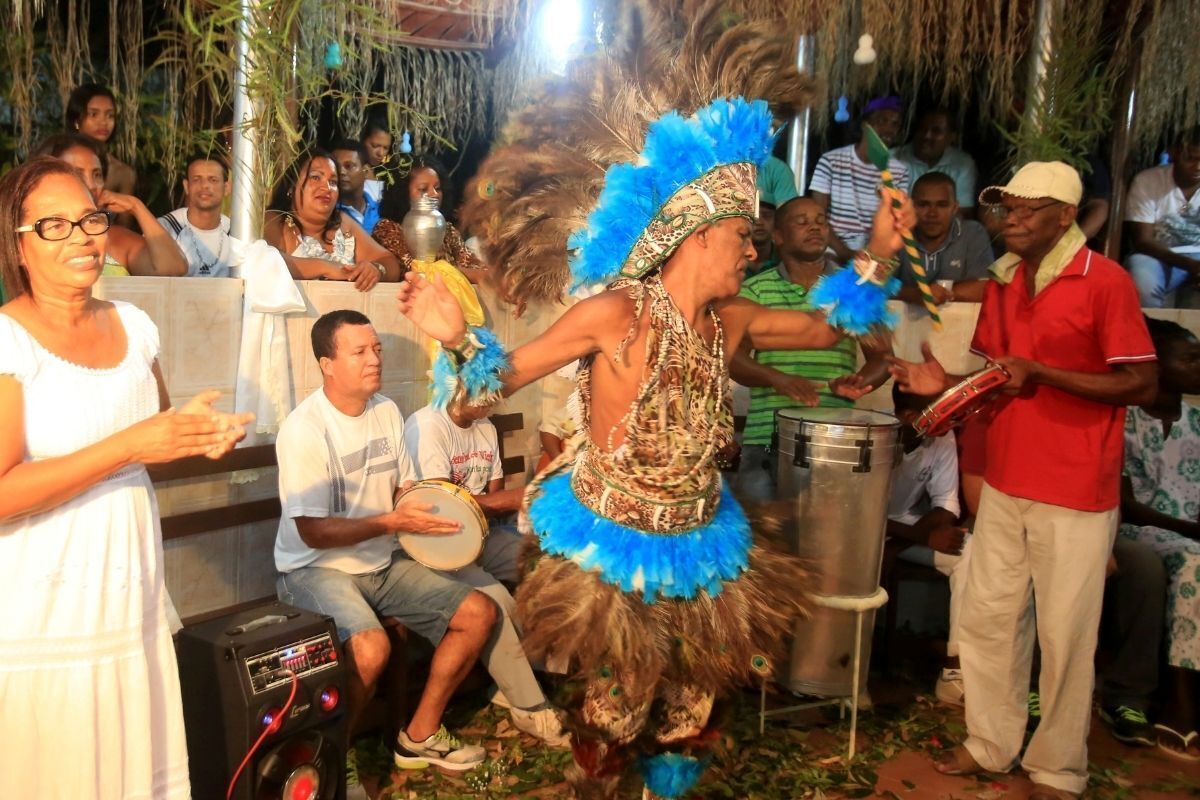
[1100,705,1155,747]
[1026,691,1041,732]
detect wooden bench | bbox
[148,444,282,626]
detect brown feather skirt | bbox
[514,505,812,706]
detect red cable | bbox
[226,669,299,800]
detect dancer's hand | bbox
[887,342,948,396]
[866,186,915,260]
[396,271,467,347]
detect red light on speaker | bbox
[282,764,320,800]
[318,687,339,712]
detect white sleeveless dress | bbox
[0,302,190,799]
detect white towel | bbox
[233,239,306,448]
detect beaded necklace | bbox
[586,276,730,493]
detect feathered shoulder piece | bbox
[460,0,816,312]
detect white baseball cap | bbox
[979,161,1083,206]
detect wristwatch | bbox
[371,261,386,278]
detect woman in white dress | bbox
[0,157,252,798]
[263,149,399,292]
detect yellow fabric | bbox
[101,254,130,277]
[415,258,485,365]
[988,223,1086,295]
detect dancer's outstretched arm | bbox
[724,188,914,351]
[397,272,627,397]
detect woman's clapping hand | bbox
[128,390,254,463]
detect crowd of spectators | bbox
[2,76,1199,800]
[36,81,1200,316]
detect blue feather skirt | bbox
[526,472,751,602]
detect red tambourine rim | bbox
[914,363,1012,438]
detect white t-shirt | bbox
[810,144,911,250]
[1124,165,1200,247]
[157,208,236,277]
[404,405,503,495]
[274,389,416,574]
[886,431,960,526]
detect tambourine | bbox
[395,479,488,571]
[914,363,1012,438]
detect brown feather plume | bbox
[465,0,817,313]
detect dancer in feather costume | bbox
[397,4,912,796]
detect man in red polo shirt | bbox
[889,162,1157,800]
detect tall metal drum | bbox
[774,407,901,697]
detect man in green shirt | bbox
[732,196,893,500]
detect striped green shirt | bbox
[738,262,858,446]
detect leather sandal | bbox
[932,745,983,776]
[1154,723,1200,762]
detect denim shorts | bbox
[277,551,474,644]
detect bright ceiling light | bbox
[537,0,583,74]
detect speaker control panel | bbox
[244,633,340,694]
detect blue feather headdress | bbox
[568,97,777,292]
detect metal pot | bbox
[401,194,446,262]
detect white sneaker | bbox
[510,705,570,747]
[394,725,486,771]
[936,668,965,707]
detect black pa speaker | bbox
[176,602,348,800]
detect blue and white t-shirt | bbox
[158,208,236,277]
[274,389,416,574]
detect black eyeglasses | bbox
[16,211,112,241]
[994,201,1061,222]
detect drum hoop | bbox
[396,479,488,571]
